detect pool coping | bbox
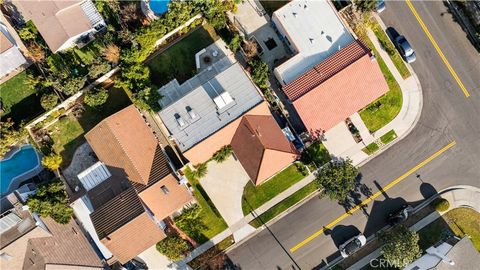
[1,144,43,197]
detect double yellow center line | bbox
[405,0,470,97]
[290,141,456,253]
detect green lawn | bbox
[47,87,131,167]
[371,20,411,79]
[188,178,228,242]
[73,38,106,64]
[359,36,403,133]
[302,141,331,169]
[362,142,379,155]
[260,0,290,15]
[242,164,307,215]
[380,130,397,145]
[0,67,45,124]
[147,24,218,86]
[250,182,317,228]
[418,208,480,251]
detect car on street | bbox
[394,35,417,63]
[387,204,414,225]
[339,234,367,258]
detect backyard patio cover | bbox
[282,40,389,133]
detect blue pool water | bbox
[0,145,40,195]
[149,0,171,15]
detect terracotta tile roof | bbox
[291,41,389,132]
[85,105,171,186]
[138,174,195,220]
[231,115,299,185]
[283,40,371,101]
[23,217,103,270]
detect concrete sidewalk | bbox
[345,185,480,270]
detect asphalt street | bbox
[226,1,480,269]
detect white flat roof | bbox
[77,162,111,191]
[273,0,354,84]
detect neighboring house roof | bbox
[272,0,353,84]
[231,115,299,185]
[0,30,13,52]
[23,217,103,270]
[0,29,27,78]
[13,0,102,52]
[85,105,172,186]
[89,187,166,264]
[158,61,263,154]
[285,40,388,133]
[138,174,194,220]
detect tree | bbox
[243,39,258,59]
[28,43,46,62]
[102,43,120,64]
[315,159,358,201]
[248,59,270,90]
[88,61,110,79]
[0,120,23,158]
[40,93,59,110]
[18,21,38,41]
[41,154,62,171]
[174,205,208,242]
[26,179,74,224]
[156,235,190,261]
[212,145,233,163]
[184,163,208,182]
[380,225,422,268]
[84,87,109,107]
[354,0,377,12]
[52,76,87,96]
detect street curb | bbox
[224,189,322,253]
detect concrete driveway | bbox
[199,155,251,226]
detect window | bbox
[161,185,169,194]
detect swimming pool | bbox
[0,145,41,196]
[149,0,171,15]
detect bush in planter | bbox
[156,235,190,261]
[432,198,450,212]
[212,145,233,163]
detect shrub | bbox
[295,162,308,176]
[174,205,208,242]
[156,235,190,261]
[102,43,120,64]
[432,198,450,212]
[26,179,73,224]
[0,120,23,159]
[212,145,233,163]
[40,93,59,110]
[42,154,62,171]
[228,33,242,53]
[248,59,270,90]
[184,163,208,181]
[88,61,111,79]
[84,87,109,107]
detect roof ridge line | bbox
[104,118,147,186]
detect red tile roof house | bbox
[282,40,389,135]
[69,105,196,265]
